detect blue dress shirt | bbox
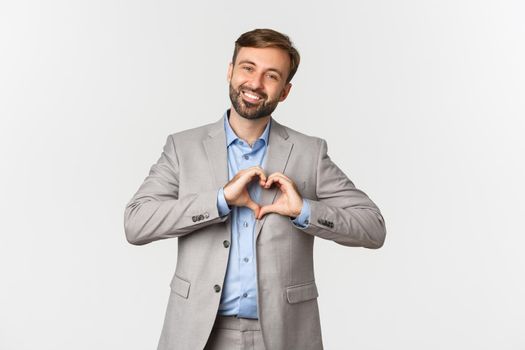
[215,109,311,319]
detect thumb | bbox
[258,204,278,220]
[245,200,261,218]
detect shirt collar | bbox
[223,108,271,147]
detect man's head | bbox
[228,28,300,120]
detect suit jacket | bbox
[124,115,386,350]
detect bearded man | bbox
[124,28,386,350]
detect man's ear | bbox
[279,83,292,102]
[227,62,233,82]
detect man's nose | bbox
[246,73,264,91]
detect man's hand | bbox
[223,166,267,218]
[257,172,303,220]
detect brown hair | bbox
[232,28,300,84]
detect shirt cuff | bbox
[217,187,232,217]
[291,199,310,228]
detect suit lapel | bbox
[255,118,293,241]
[203,116,231,240]
[203,117,229,190]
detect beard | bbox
[229,82,280,120]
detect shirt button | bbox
[243,221,248,228]
[243,292,248,298]
[223,240,230,248]
[243,155,249,160]
[304,219,309,225]
[214,285,221,293]
[243,257,249,262]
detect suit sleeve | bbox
[299,138,387,249]
[124,134,229,245]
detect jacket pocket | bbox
[286,280,319,304]
[170,274,191,299]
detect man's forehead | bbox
[234,47,290,70]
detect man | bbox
[124,28,386,350]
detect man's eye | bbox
[268,74,278,80]
[242,66,253,71]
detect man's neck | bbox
[228,108,270,147]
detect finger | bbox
[245,199,261,217]
[246,167,267,183]
[265,173,289,186]
[248,165,265,172]
[264,177,275,188]
[236,169,265,187]
[267,172,292,182]
[265,173,291,188]
[266,172,291,181]
[247,165,265,175]
[258,203,282,219]
[265,176,290,193]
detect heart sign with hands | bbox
[223,165,303,220]
[223,166,267,218]
[257,172,303,220]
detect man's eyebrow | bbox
[237,60,284,78]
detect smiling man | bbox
[124,28,386,350]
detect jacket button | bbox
[204,212,209,219]
[214,284,221,293]
[198,214,204,221]
[223,240,230,248]
[192,216,197,222]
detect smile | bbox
[241,90,263,104]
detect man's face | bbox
[228,47,292,120]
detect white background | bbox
[1,0,524,349]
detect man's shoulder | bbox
[273,119,325,149]
[166,118,223,144]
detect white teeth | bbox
[243,91,260,100]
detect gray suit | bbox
[124,115,386,350]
